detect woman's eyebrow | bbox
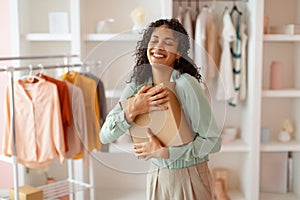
[152,34,176,41]
[164,37,176,41]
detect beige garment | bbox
[64,81,87,158]
[206,12,221,78]
[3,80,65,168]
[62,72,102,152]
[147,162,213,200]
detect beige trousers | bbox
[146,162,213,200]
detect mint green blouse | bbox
[100,70,221,169]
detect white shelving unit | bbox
[262,89,300,98]
[259,0,300,199]
[84,33,141,42]
[24,33,72,42]
[5,0,300,199]
[264,34,300,42]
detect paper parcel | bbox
[120,82,194,147]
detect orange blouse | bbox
[40,74,72,152]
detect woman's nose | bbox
[154,41,165,50]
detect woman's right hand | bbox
[125,85,170,123]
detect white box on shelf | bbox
[48,12,69,34]
[260,152,288,193]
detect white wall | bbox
[0,0,14,190]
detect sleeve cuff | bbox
[118,110,131,131]
[168,144,190,160]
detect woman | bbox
[100,18,221,200]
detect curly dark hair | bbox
[128,18,201,85]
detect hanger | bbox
[187,0,191,8]
[230,1,242,16]
[196,0,200,15]
[209,0,216,13]
[35,64,44,77]
[20,64,42,83]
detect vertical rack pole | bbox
[7,66,19,200]
[89,154,95,200]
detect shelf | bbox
[38,179,92,200]
[261,140,300,152]
[24,33,72,42]
[221,139,250,152]
[0,155,13,163]
[260,192,299,200]
[84,33,141,42]
[264,34,300,42]
[262,89,300,98]
[228,189,246,200]
[0,189,9,199]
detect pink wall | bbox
[0,0,14,189]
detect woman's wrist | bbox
[125,104,137,124]
[160,147,169,159]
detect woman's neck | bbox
[152,64,173,84]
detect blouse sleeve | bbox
[168,74,222,161]
[100,82,137,144]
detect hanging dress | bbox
[183,6,194,59]
[216,9,236,101]
[194,6,209,80]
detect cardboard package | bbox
[120,82,194,146]
[10,185,43,200]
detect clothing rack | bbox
[0,55,94,200]
[0,54,78,61]
[173,0,248,2]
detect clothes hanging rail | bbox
[0,55,94,200]
[173,0,248,2]
[0,63,82,72]
[0,54,79,61]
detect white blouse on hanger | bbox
[194,6,209,79]
[216,9,236,101]
[183,6,194,59]
[177,5,184,24]
[228,10,247,107]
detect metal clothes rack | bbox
[0,55,94,200]
[173,0,248,2]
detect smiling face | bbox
[147,25,181,68]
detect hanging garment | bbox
[216,9,236,101]
[239,23,248,100]
[81,72,107,126]
[228,10,247,106]
[64,81,88,159]
[61,72,102,152]
[40,74,72,151]
[177,5,184,24]
[194,6,209,79]
[3,79,65,168]
[206,10,221,78]
[183,6,194,59]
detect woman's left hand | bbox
[133,128,169,160]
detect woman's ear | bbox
[176,53,181,60]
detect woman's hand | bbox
[125,85,169,123]
[133,128,169,160]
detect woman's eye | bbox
[165,41,174,46]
